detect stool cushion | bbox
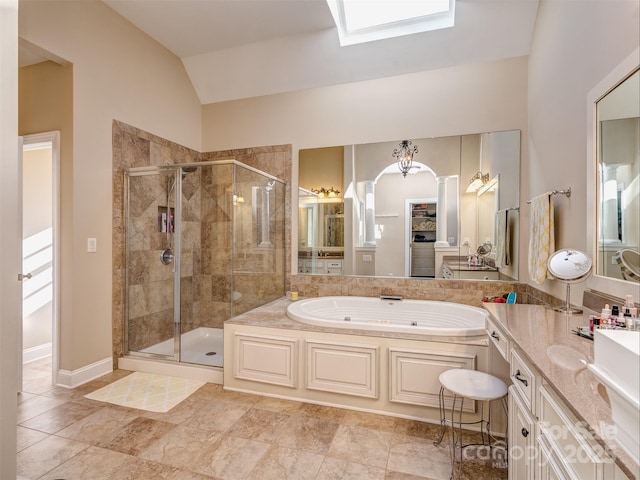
[439,369,508,401]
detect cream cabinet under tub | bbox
[224,323,489,425]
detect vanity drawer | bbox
[538,385,616,480]
[510,348,537,414]
[486,316,509,361]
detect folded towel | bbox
[495,209,509,268]
[528,193,555,284]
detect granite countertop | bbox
[483,303,638,479]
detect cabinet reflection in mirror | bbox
[298,130,520,281]
[596,68,640,283]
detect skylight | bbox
[326,0,455,46]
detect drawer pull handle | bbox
[521,427,529,438]
[490,331,500,341]
[514,370,528,387]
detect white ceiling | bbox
[39,0,541,105]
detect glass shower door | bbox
[124,168,180,361]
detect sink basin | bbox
[588,330,640,463]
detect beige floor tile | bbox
[393,418,443,440]
[105,457,183,480]
[317,456,386,480]
[341,410,397,433]
[17,362,509,480]
[138,424,222,472]
[17,394,67,423]
[298,403,347,421]
[16,435,89,480]
[37,446,133,480]
[191,383,259,407]
[182,399,249,432]
[247,445,324,480]
[16,426,49,452]
[198,435,270,480]
[19,400,101,434]
[386,435,452,479]
[276,414,341,455]
[57,406,140,445]
[327,425,393,469]
[226,408,291,442]
[384,471,440,480]
[98,416,177,456]
[252,395,304,414]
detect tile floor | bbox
[18,357,508,479]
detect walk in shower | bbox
[124,160,285,368]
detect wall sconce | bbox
[466,171,489,193]
[392,140,418,177]
[312,187,340,198]
[233,192,245,206]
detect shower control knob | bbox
[160,248,174,265]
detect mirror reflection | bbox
[596,68,640,283]
[298,130,521,281]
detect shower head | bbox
[181,166,198,178]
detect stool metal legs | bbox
[434,386,508,479]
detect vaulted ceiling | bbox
[31,0,541,105]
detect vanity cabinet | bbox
[504,345,627,479]
[509,385,536,480]
[297,258,343,274]
[507,347,540,480]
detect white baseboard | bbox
[23,342,52,364]
[56,357,113,389]
[119,356,223,384]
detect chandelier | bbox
[392,140,418,177]
[312,187,340,198]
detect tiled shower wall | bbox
[112,120,292,364]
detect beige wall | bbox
[202,56,530,279]
[299,146,343,192]
[527,0,639,304]
[19,0,202,371]
[1,2,20,477]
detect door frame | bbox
[404,198,435,276]
[22,131,60,386]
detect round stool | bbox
[433,369,508,479]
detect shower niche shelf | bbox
[157,206,175,233]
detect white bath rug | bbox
[85,372,205,413]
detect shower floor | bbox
[140,327,224,367]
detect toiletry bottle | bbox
[610,305,620,328]
[625,312,634,330]
[624,295,638,318]
[600,304,611,329]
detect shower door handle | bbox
[18,272,33,281]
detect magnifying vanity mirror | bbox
[297,130,520,281]
[587,48,640,299]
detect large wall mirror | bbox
[588,48,640,298]
[297,130,521,281]
[596,67,640,282]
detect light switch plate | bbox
[87,237,97,253]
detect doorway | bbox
[21,131,60,391]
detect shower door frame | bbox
[123,159,286,365]
[124,165,182,363]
